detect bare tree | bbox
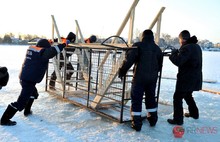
[3,34,12,44]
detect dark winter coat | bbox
[0,66,9,87]
[20,44,65,83]
[169,36,202,91]
[118,37,163,85]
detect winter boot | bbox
[184,113,199,119]
[131,115,142,131]
[49,80,56,90]
[147,111,158,127]
[78,72,85,80]
[24,98,34,116]
[0,105,17,126]
[49,73,56,90]
[167,119,183,125]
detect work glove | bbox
[118,69,126,81]
[63,40,70,47]
[118,74,123,80]
[54,38,58,42]
[48,39,54,45]
[171,49,179,54]
[66,40,70,45]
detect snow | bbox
[0,45,220,142]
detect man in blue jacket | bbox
[0,39,68,126]
[118,29,162,131]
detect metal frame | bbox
[46,0,166,123]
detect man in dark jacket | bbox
[167,30,202,125]
[0,39,68,126]
[118,29,162,131]
[49,32,76,89]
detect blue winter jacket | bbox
[20,44,65,83]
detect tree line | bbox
[0,33,46,45]
[0,32,217,49]
[159,33,216,50]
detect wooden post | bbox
[51,15,65,91]
[98,0,140,71]
[148,7,165,30]
[155,15,162,45]
[75,20,85,43]
[128,9,135,44]
[112,0,140,43]
[148,7,166,45]
[51,15,62,42]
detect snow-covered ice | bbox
[0,45,219,142]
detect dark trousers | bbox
[11,80,38,111]
[49,61,74,87]
[173,91,199,122]
[131,82,157,113]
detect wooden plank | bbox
[201,89,220,95]
[161,76,217,83]
[68,43,135,50]
[91,52,125,108]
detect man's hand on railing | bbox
[118,69,126,81]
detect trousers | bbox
[173,91,198,122]
[11,80,38,111]
[130,81,157,115]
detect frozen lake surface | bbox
[0,45,219,142]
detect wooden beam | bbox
[148,7,166,30]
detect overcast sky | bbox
[0,0,219,43]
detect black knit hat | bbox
[36,39,51,48]
[89,35,97,43]
[143,29,153,36]
[142,29,154,41]
[179,30,190,40]
[66,32,76,43]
